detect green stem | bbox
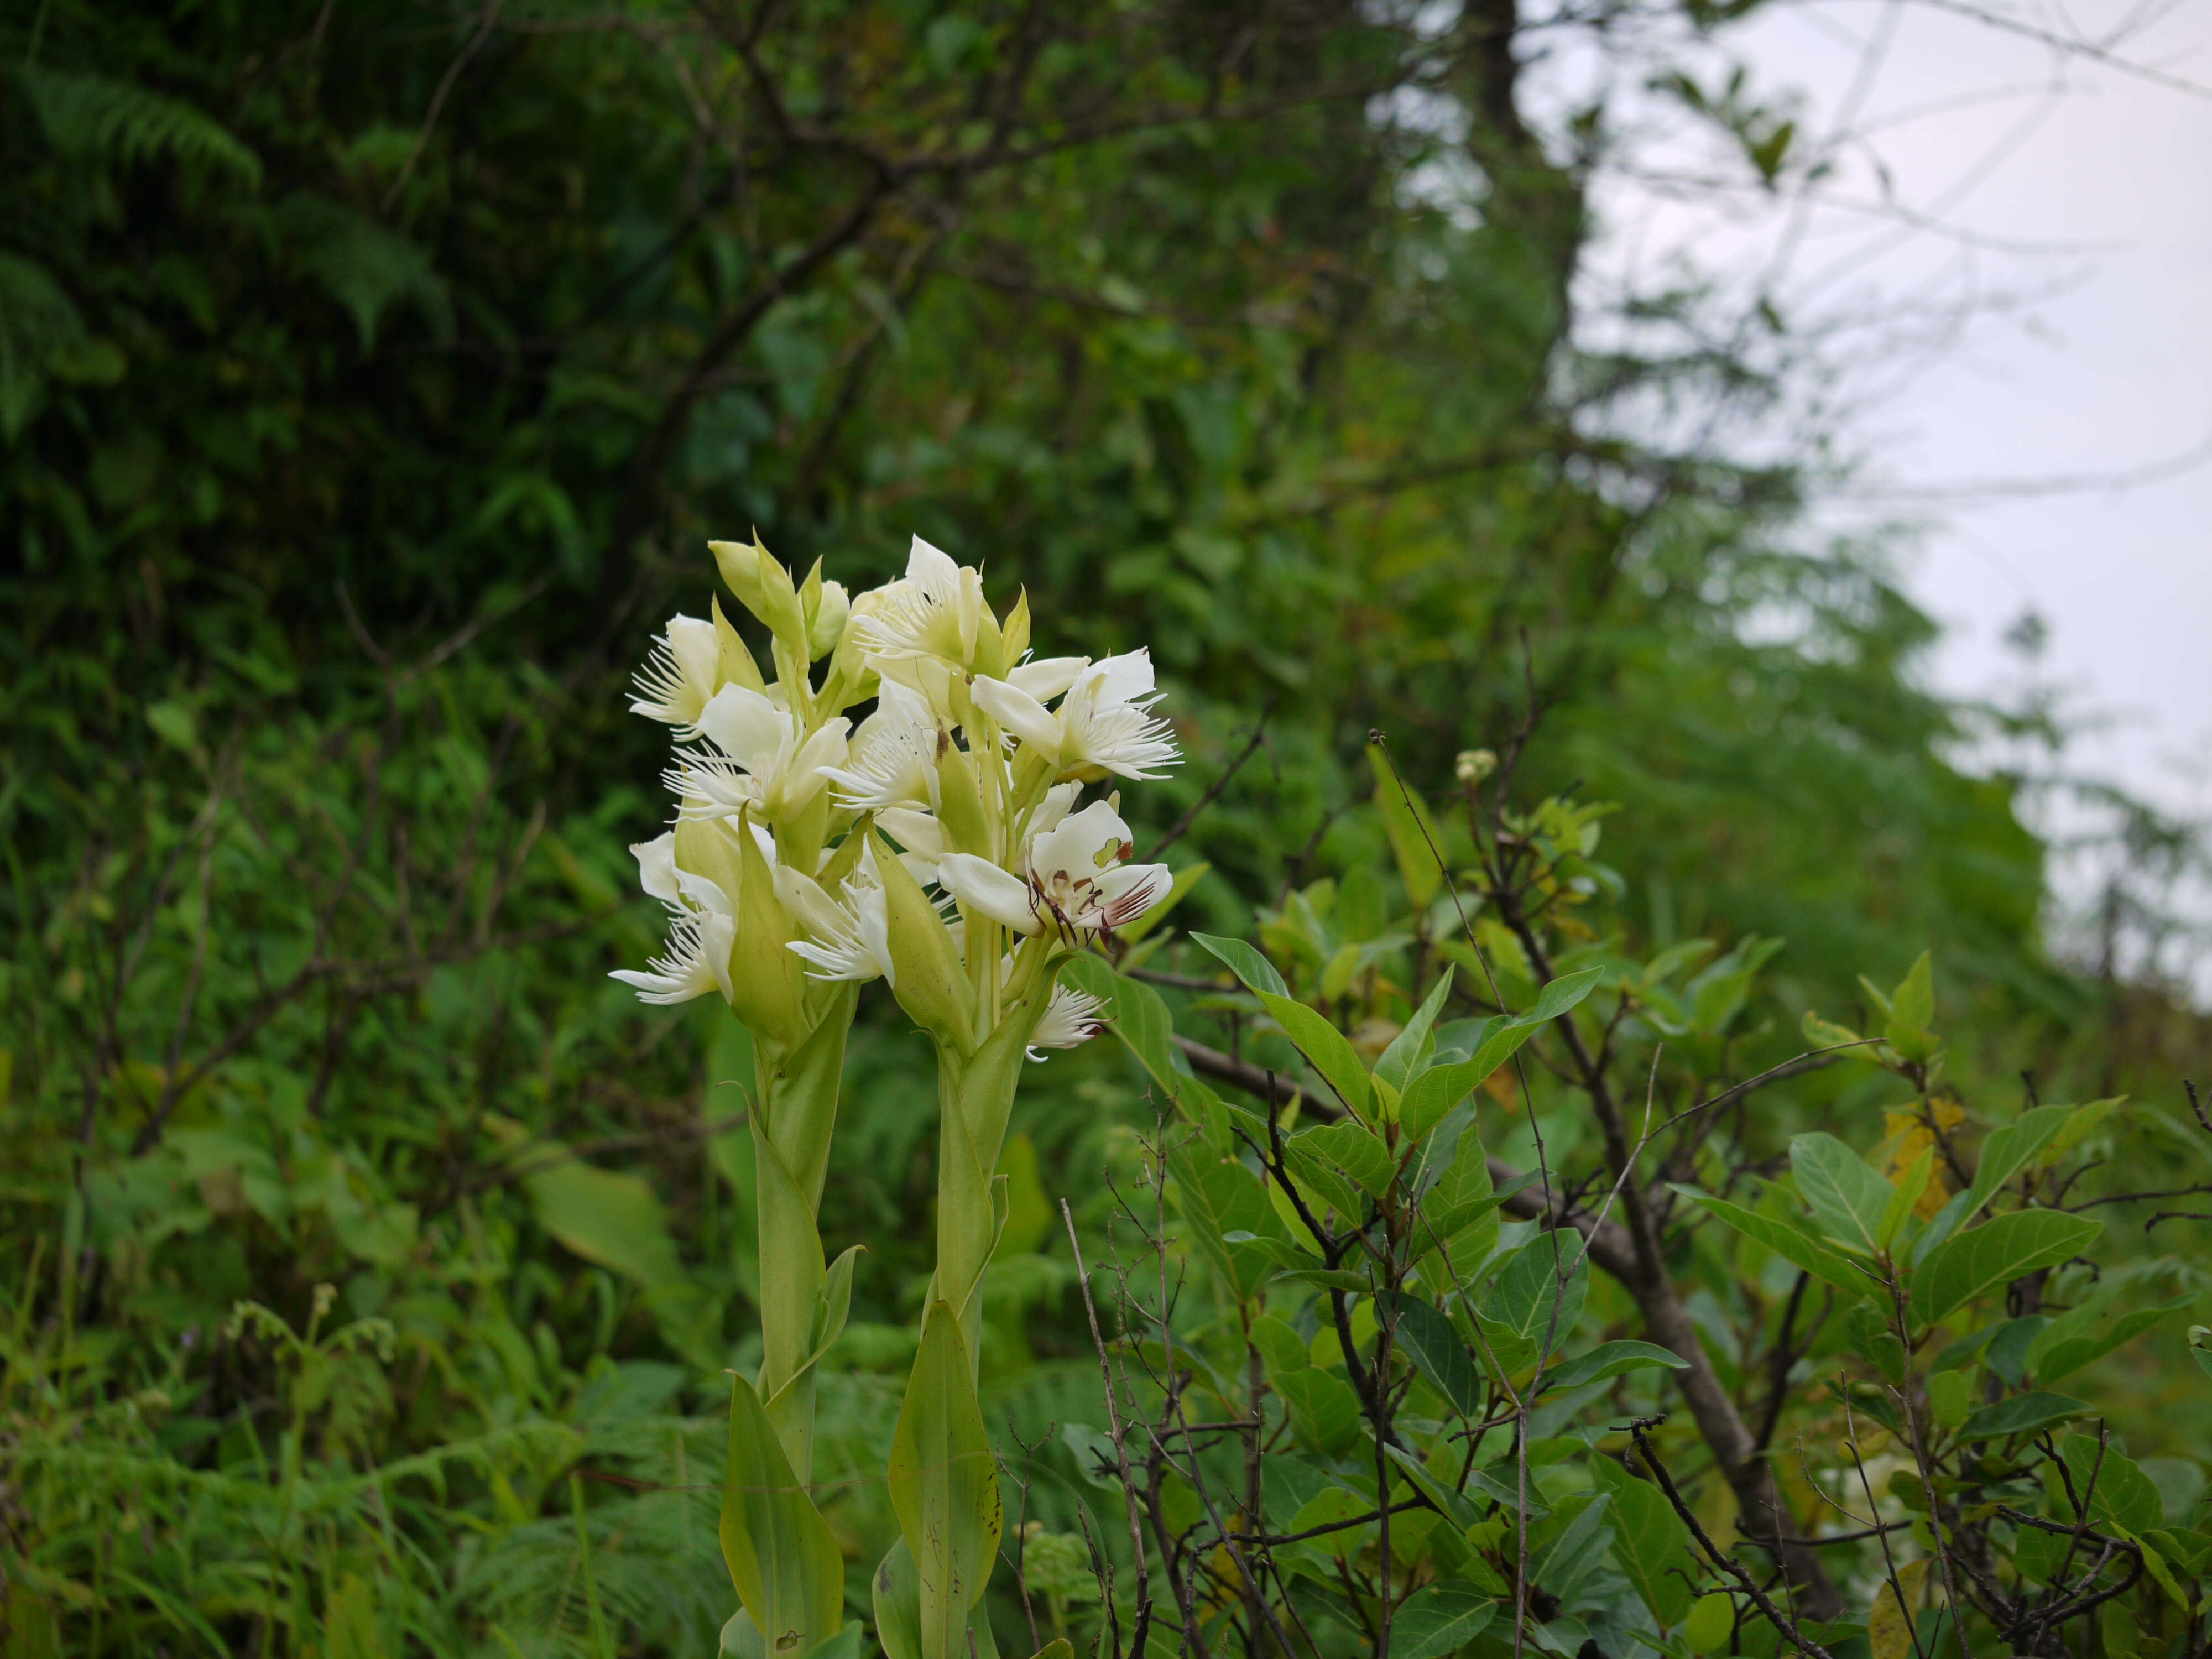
[749,983,859,1480]
[570,1472,612,1659]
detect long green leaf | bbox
[1593,1461,1693,1627]
[718,1376,846,1659]
[1191,931,1290,997]
[1392,1294,1481,1417]
[1396,968,1602,1137]
[888,1302,1003,1659]
[1789,1133,1895,1254]
[1909,1210,2104,1329]
[1674,1189,1872,1300]
[1538,1339,1688,1394]
[1963,1104,2077,1214]
[1258,992,1372,1118]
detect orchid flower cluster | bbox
[615,534,1177,1064]
[613,534,1180,1659]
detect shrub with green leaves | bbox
[1030,751,2211,1659]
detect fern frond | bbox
[18,64,262,188]
[276,193,455,351]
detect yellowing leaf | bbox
[1869,1557,1929,1659]
[1876,1104,1959,1220]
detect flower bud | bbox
[1455,748,1497,785]
[712,536,810,662]
[806,579,850,661]
[727,813,807,1052]
[870,830,976,1052]
[711,596,768,695]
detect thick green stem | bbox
[749,982,859,1479]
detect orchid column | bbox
[779,538,1178,1659]
[611,536,879,1659]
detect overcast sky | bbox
[1548,0,2212,970]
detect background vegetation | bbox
[2,0,2205,1655]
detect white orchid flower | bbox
[628,614,720,732]
[937,800,1171,939]
[616,820,785,1009]
[820,679,945,811]
[611,910,737,1004]
[779,844,906,985]
[968,648,1179,780]
[628,831,735,916]
[669,684,849,823]
[875,806,947,886]
[852,536,991,667]
[1026,982,1108,1061]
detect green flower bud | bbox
[805,574,849,662]
[727,813,807,1053]
[870,830,976,1052]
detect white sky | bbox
[1543,0,2212,973]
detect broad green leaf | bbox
[1249,1314,1311,1377]
[1297,1119,1398,1198]
[2056,1434,2163,1536]
[1885,951,1935,1060]
[1790,1133,1896,1254]
[1673,1189,1872,1301]
[1526,1489,1613,1599]
[1910,1210,2104,1329]
[1462,1463,1552,1519]
[1392,1294,1481,1417]
[1683,1593,1735,1652]
[1955,1390,2090,1442]
[1059,955,1185,1100]
[1525,965,1604,1020]
[1890,951,1934,1025]
[719,1375,847,1659]
[1272,1364,1364,1454]
[1592,1460,1693,1627]
[1259,992,1373,1118]
[2038,1098,2124,1167]
[1418,1138,1534,1249]
[888,1303,1002,1659]
[1169,1140,1288,1301]
[1477,1233,1588,1374]
[1281,1129,1366,1221]
[2028,1297,2185,1386]
[1191,931,1290,998]
[1963,1103,2077,1215]
[1383,1442,1483,1530]
[1396,968,1601,1137]
[1927,1369,1971,1428]
[1378,968,1455,1091]
[2115,1527,2190,1612]
[1387,1582,1498,1659]
[1538,1340,1688,1394]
